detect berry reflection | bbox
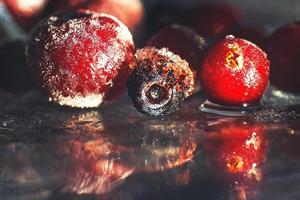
[203,122,269,200]
[58,138,135,194]
[137,119,197,173]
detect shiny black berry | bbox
[127,47,195,116]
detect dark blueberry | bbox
[127,47,195,116]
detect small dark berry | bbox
[127,47,195,116]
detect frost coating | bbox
[50,93,104,108]
[127,47,195,116]
[27,11,135,108]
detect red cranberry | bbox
[200,35,270,106]
[203,123,268,176]
[267,22,300,93]
[50,0,144,30]
[127,47,195,116]
[26,10,135,108]
[4,0,49,30]
[147,25,206,73]
[189,3,242,38]
[0,40,35,92]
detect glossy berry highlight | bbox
[26,11,135,108]
[200,35,270,106]
[127,47,195,116]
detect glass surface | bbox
[0,91,299,200]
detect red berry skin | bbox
[4,0,49,30]
[200,35,270,106]
[147,25,206,73]
[50,0,144,31]
[189,3,242,38]
[267,22,300,93]
[26,10,135,108]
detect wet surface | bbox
[0,89,300,200]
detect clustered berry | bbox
[0,1,297,116]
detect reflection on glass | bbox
[263,85,300,106]
[173,168,192,186]
[58,138,135,195]
[136,119,197,173]
[0,144,51,200]
[203,121,269,200]
[55,111,135,195]
[62,110,105,135]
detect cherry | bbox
[26,10,135,108]
[50,0,144,30]
[3,0,49,30]
[0,40,35,93]
[200,35,270,106]
[147,25,206,74]
[127,47,195,116]
[267,21,300,93]
[189,3,242,38]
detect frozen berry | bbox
[189,3,242,38]
[26,11,135,108]
[0,40,35,92]
[200,35,270,106]
[50,0,144,30]
[147,25,206,73]
[127,47,195,116]
[203,123,268,176]
[267,22,300,93]
[4,0,49,30]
